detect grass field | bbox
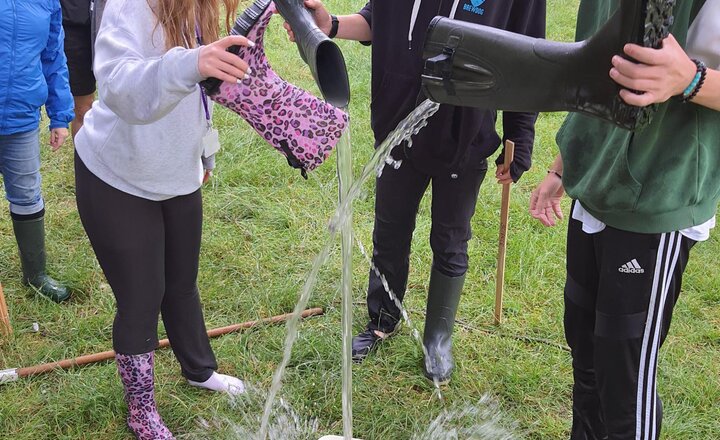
[1,1,719,438]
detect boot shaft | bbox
[423,268,465,346]
[12,216,47,282]
[116,352,156,396]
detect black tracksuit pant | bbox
[565,210,694,440]
[366,157,487,333]
[75,152,217,382]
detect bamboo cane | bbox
[0,308,323,384]
[494,140,515,325]
[0,283,12,337]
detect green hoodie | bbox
[557,0,720,233]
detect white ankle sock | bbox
[188,372,245,395]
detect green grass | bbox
[1,1,719,438]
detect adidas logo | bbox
[619,259,645,274]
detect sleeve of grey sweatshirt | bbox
[93,26,204,125]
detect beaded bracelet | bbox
[547,169,562,180]
[681,59,707,103]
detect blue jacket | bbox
[0,0,74,135]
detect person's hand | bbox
[198,35,255,83]
[530,173,565,227]
[495,164,513,185]
[49,128,69,151]
[610,34,697,107]
[279,0,332,42]
[203,170,212,184]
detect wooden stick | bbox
[9,308,323,380]
[494,140,515,325]
[0,283,12,337]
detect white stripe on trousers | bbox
[648,233,682,439]
[634,232,683,440]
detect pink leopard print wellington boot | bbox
[205,0,349,178]
[115,352,175,440]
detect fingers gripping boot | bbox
[422,268,465,384]
[272,0,350,107]
[116,352,175,440]
[202,1,349,178]
[421,0,676,131]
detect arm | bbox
[42,3,74,132]
[495,111,538,183]
[282,0,372,43]
[611,34,720,111]
[95,26,251,125]
[529,154,565,227]
[94,25,204,125]
[337,13,372,42]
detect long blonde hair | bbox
[154,0,240,49]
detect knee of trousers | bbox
[113,308,161,353]
[430,239,469,278]
[429,226,471,277]
[6,181,44,217]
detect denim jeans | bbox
[0,128,45,216]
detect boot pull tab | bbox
[424,34,462,96]
[279,140,309,179]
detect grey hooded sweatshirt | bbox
[74,0,210,201]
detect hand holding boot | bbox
[610,34,698,107]
[281,0,333,41]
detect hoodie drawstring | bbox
[408,0,462,49]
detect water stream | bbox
[257,100,441,439]
[336,122,354,440]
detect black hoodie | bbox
[358,0,546,180]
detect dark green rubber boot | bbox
[12,216,70,303]
[422,268,465,385]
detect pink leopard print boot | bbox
[206,1,349,178]
[116,352,175,440]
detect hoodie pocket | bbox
[561,126,643,213]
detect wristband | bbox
[328,15,339,39]
[681,59,707,103]
[548,169,562,180]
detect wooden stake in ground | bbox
[0,307,323,384]
[0,283,12,337]
[495,140,515,325]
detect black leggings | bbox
[75,152,217,382]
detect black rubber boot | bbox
[421,0,676,131]
[273,0,350,107]
[422,268,465,385]
[12,216,70,303]
[351,328,385,362]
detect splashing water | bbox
[258,100,440,439]
[189,384,319,440]
[190,388,519,440]
[412,395,520,440]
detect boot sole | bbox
[616,0,676,129]
[424,374,451,386]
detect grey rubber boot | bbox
[422,267,465,384]
[12,216,70,303]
